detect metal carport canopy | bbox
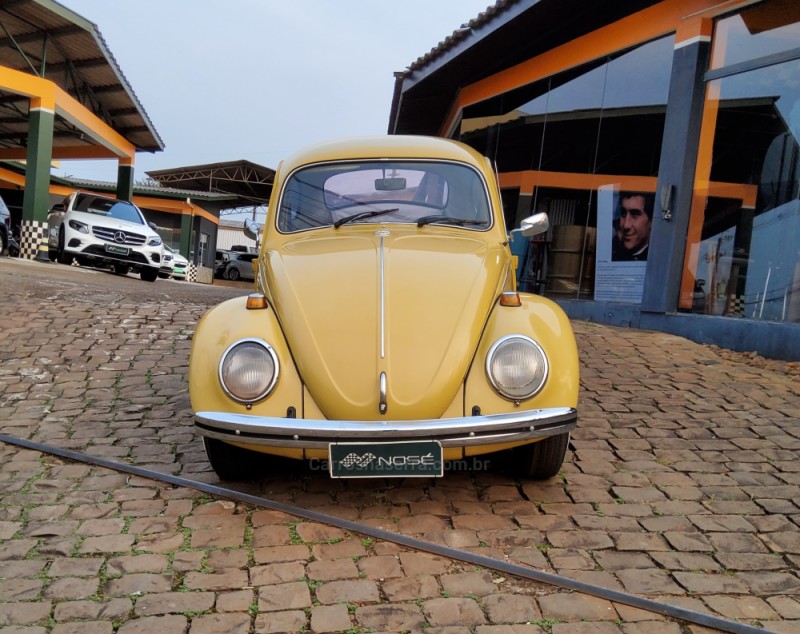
[0,0,163,160]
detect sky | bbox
[54,0,493,185]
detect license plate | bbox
[329,440,443,478]
[105,244,130,256]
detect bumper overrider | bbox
[194,406,577,449]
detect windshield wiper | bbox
[334,207,399,228]
[416,214,487,228]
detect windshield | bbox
[73,194,144,225]
[277,161,492,233]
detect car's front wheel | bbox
[140,267,158,282]
[56,230,72,265]
[226,267,240,281]
[203,437,258,480]
[113,263,130,276]
[512,432,570,480]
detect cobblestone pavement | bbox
[1,256,799,634]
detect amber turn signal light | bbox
[499,291,521,307]
[246,293,269,310]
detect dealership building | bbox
[390,0,800,360]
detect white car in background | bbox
[47,191,163,282]
[160,244,189,280]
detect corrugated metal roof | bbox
[55,176,235,201]
[0,0,164,152]
[147,160,275,205]
[405,0,515,72]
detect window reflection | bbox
[459,35,673,301]
[711,4,800,70]
[683,57,800,322]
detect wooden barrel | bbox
[546,225,595,299]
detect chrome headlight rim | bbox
[218,337,280,404]
[485,334,549,401]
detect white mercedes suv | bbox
[47,192,163,282]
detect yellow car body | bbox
[190,136,579,480]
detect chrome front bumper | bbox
[194,407,577,449]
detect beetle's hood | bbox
[266,229,507,420]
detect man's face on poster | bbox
[619,194,652,253]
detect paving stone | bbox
[423,597,486,626]
[310,604,353,632]
[48,557,104,577]
[737,572,800,595]
[253,610,307,633]
[0,601,53,626]
[357,555,404,580]
[356,603,426,631]
[51,622,114,634]
[258,582,312,612]
[382,574,440,601]
[52,598,132,622]
[538,594,618,621]
[188,612,251,634]
[183,569,249,591]
[0,578,44,601]
[305,558,359,581]
[250,561,305,586]
[399,552,452,575]
[215,590,255,612]
[703,595,780,620]
[440,571,496,597]
[117,615,188,634]
[44,577,100,600]
[315,579,379,605]
[135,592,216,616]
[103,573,173,597]
[482,594,541,623]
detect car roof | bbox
[278,135,491,175]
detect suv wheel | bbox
[113,263,130,276]
[56,230,72,265]
[140,267,158,282]
[226,267,240,281]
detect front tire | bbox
[203,437,258,480]
[226,267,240,281]
[56,230,72,265]
[512,432,570,480]
[140,267,158,282]
[113,263,130,276]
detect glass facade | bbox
[455,2,799,326]
[460,35,674,302]
[681,9,800,323]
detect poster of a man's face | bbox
[612,192,654,261]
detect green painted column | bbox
[21,103,55,260]
[116,163,134,201]
[180,212,193,259]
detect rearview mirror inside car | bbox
[374,177,406,191]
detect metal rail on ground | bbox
[0,433,775,634]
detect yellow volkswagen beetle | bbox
[190,136,579,480]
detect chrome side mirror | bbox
[243,219,260,242]
[519,212,549,237]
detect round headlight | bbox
[486,335,548,401]
[219,339,279,403]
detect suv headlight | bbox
[68,219,89,234]
[148,236,162,247]
[219,339,279,403]
[486,335,548,401]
